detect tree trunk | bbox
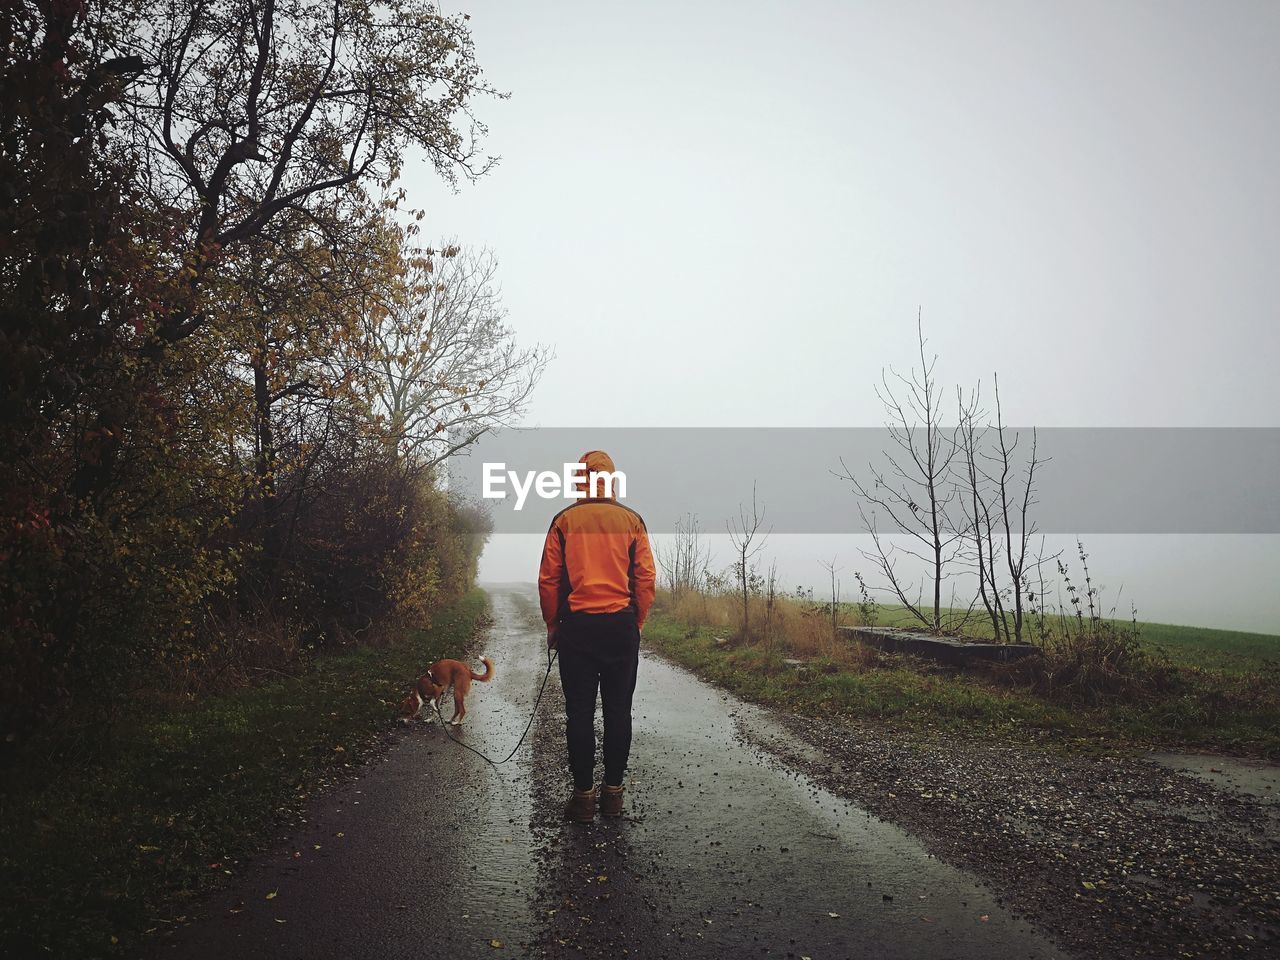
[252,353,280,571]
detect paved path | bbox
[149,586,1061,959]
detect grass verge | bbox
[644,610,1280,758]
[0,589,489,960]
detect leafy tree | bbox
[120,0,501,348]
[1,0,175,727]
[0,2,518,735]
[217,200,389,571]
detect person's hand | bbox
[546,623,558,650]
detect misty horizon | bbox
[403,0,1279,635]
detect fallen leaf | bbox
[828,912,840,918]
[489,939,504,949]
[265,891,278,900]
[979,915,990,923]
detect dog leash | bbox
[430,648,558,767]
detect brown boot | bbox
[564,787,596,823]
[598,783,624,818]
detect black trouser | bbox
[556,609,641,792]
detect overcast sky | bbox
[407,0,1279,632]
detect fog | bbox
[477,533,1278,633]
[405,0,1280,633]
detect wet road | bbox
[150,586,1062,959]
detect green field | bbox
[0,591,489,960]
[1131,620,1280,671]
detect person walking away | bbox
[538,450,656,822]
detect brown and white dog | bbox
[400,657,494,726]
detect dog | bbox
[400,656,494,726]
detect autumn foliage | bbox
[1,1,533,736]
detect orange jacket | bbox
[538,452,656,631]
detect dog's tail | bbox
[470,656,494,682]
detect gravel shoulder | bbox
[728,701,1280,959]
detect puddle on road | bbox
[1147,751,1280,805]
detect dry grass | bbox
[663,589,876,670]
[1031,621,1179,704]
[666,587,1179,706]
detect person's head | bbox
[576,449,619,499]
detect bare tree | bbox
[819,555,842,642]
[656,513,713,603]
[956,385,1002,639]
[839,314,965,632]
[360,240,548,468]
[763,560,779,651]
[955,374,1049,643]
[727,483,770,641]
